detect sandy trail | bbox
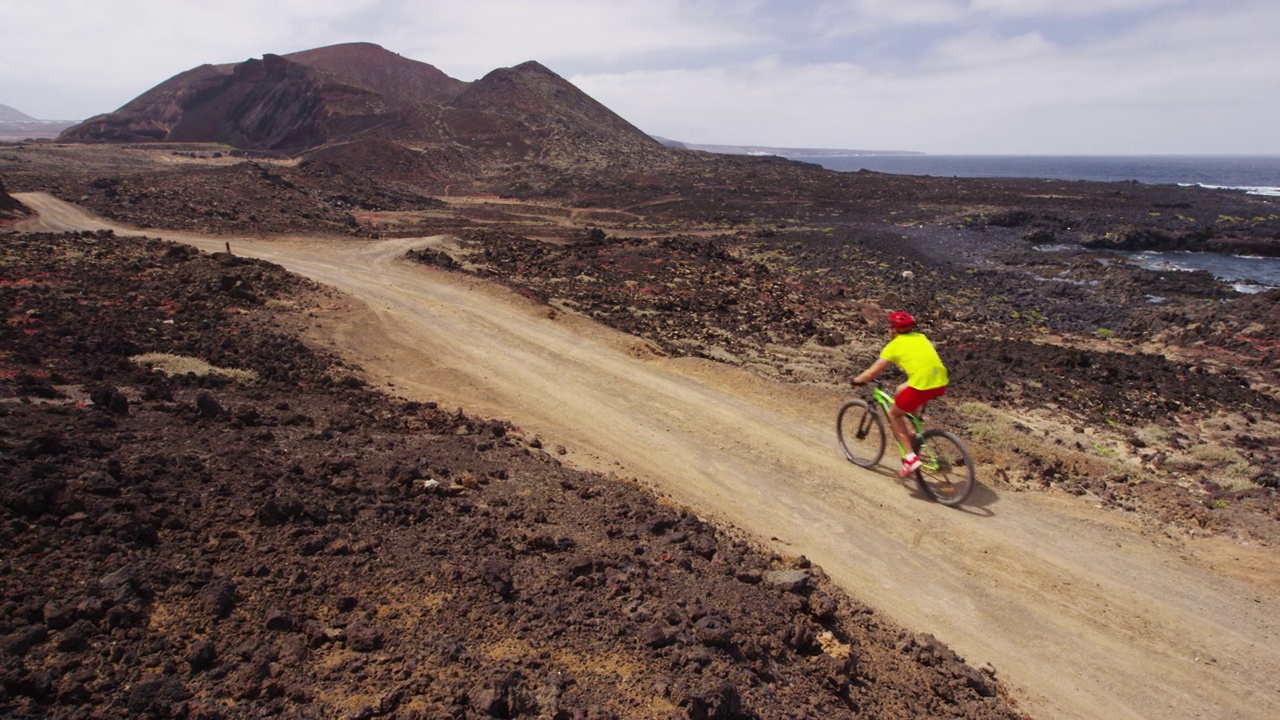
[16,192,1280,720]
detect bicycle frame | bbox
[840,380,976,506]
[868,384,924,458]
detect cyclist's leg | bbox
[891,385,942,475]
[885,404,917,458]
[885,405,921,476]
[890,386,928,452]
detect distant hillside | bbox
[0,103,77,141]
[653,136,921,158]
[58,42,667,172]
[0,104,36,122]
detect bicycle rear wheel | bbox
[837,400,886,467]
[913,429,975,506]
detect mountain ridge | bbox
[57,42,667,170]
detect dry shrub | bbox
[957,400,1131,483]
[130,353,259,383]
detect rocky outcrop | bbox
[0,178,27,219]
[1203,236,1280,257]
[1080,223,1280,258]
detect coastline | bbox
[786,152,1280,287]
[788,152,1280,191]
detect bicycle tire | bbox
[913,429,976,506]
[837,400,886,468]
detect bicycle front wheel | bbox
[837,400,886,468]
[913,429,975,506]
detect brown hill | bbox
[282,42,466,106]
[59,49,418,152]
[445,61,664,165]
[57,42,668,174]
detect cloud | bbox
[922,30,1058,69]
[969,0,1190,18]
[380,0,766,81]
[1,0,381,117]
[809,0,966,35]
[0,0,764,118]
[575,1,1280,154]
[1,0,1277,152]
[811,0,1192,32]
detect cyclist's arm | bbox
[853,358,892,385]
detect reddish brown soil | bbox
[1,231,1023,719]
[428,222,1280,542]
[3,142,1279,719]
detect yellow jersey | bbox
[880,332,948,390]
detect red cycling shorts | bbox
[895,385,946,414]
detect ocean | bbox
[789,154,1280,197]
[789,154,1280,291]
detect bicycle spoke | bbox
[837,400,885,468]
[914,429,975,506]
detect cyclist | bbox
[852,311,949,477]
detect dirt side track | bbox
[13,193,1280,720]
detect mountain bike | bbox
[837,380,975,506]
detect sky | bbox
[2,0,1278,155]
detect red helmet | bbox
[887,311,916,330]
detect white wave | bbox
[1184,183,1280,197]
[1233,283,1271,295]
[1113,249,1279,290]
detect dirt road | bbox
[15,192,1280,720]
